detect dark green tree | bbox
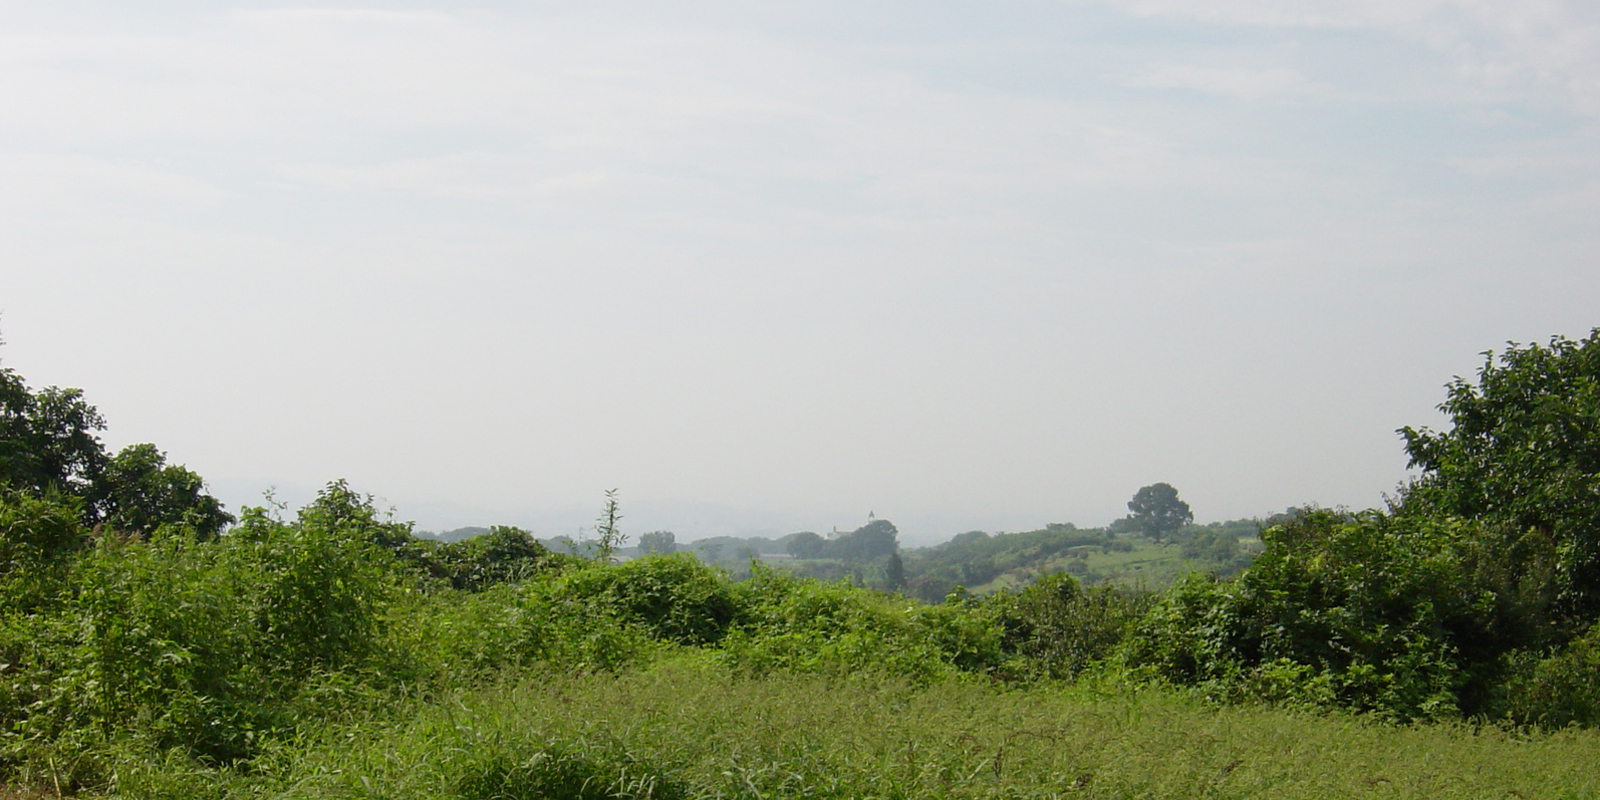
[1400,329,1600,620]
[94,443,233,539]
[638,530,676,555]
[1127,482,1192,543]
[822,519,899,561]
[1123,509,1487,720]
[885,549,906,589]
[780,530,825,559]
[0,369,108,499]
[440,525,558,590]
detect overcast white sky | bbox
[2,0,1597,543]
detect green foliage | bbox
[0,371,107,500]
[986,574,1153,680]
[95,443,233,539]
[719,565,1002,680]
[636,530,676,555]
[902,523,1113,603]
[592,488,625,563]
[1401,329,1600,621]
[27,504,400,765]
[436,525,565,591]
[819,518,899,561]
[0,365,232,547]
[72,533,267,762]
[0,487,425,789]
[551,554,739,646]
[0,489,84,611]
[1502,620,1600,729]
[779,530,824,558]
[1177,530,1242,574]
[246,516,397,680]
[1126,482,1193,542]
[1122,510,1501,720]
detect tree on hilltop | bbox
[1126,482,1193,543]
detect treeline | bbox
[659,514,1259,603]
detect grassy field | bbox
[97,658,1600,800]
[965,537,1260,595]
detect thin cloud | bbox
[1102,0,1600,114]
[1124,63,1313,99]
[0,153,228,214]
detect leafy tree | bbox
[0,369,108,499]
[1126,483,1193,542]
[823,519,899,561]
[780,531,825,559]
[1123,509,1493,719]
[1400,330,1600,621]
[440,525,560,591]
[295,478,414,551]
[885,550,906,589]
[94,443,233,539]
[638,530,676,555]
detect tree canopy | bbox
[1400,330,1600,619]
[1126,483,1193,542]
[0,363,230,537]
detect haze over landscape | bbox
[3,0,1597,543]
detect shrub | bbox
[988,573,1152,680]
[71,532,266,762]
[550,554,740,646]
[1502,621,1600,728]
[720,566,1002,680]
[438,525,567,591]
[234,508,398,680]
[0,489,85,612]
[1122,510,1487,720]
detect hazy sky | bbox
[2,0,1597,543]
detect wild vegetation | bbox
[4,330,1600,798]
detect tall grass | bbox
[192,659,1600,800]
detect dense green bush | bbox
[1502,620,1600,729]
[1122,510,1488,720]
[0,489,83,613]
[551,554,740,646]
[437,525,567,592]
[74,532,266,762]
[985,573,1152,680]
[718,565,1002,680]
